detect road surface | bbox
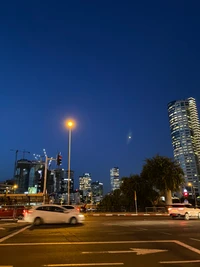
[0,216,200,267]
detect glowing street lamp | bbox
[13,184,18,194]
[65,119,75,204]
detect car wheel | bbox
[70,217,77,225]
[198,213,200,220]
[18,214,23,220]
[171,216,175,220]
[184,213,189,220]
[34,217,43,226]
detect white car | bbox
[24,204,85,225]
[62,205,80,212]
[168,203,200,220]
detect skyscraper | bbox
[79,173,92,191]
[91,181,103,203]
[168,97,200,195]
[110,167,120,191]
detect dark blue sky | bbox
[1,1,200,192]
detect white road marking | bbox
[174,240,200,255]
[0,240,174,246]
[138,228,148,231]
[82,250,135,254]
[82,248,168,255]
[0,239,199,259]
[159,232,172,236]
[190,238,200,242]
[43,263,124,266]
[160,260,200,264]
[131,248,168,255]
[0,225,31,243]
[0,228,5,230]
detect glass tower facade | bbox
[110,167,120,191]
[168,97,200,195]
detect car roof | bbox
[32,204,65,209]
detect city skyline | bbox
[1,2,200,193]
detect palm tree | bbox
[141,155,184,205]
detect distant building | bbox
[79,173,92,191]
[110,167,120,191]
[54,169,74,194]
[15,159,55,194]
[79,173,92,203]
[15,159,44,194]
[168,97,200,195]
[0,182,13,194]
[91,181,103,204]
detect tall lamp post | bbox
[65,120,75,205]
[188,182,197,207]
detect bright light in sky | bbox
[127,132,132,144]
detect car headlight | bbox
[78,214,84,218]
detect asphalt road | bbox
[0,216,200,267]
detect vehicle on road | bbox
[23,204,85,225]
[62,205,80,212]
[168,203,200,220]
[0,205,25,220]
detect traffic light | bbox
[183,192,188,197]
[57,154,62,166]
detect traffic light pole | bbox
[43,155,56,205]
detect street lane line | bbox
[0,225,31,243]
[160,260,200,264]
[82,248,168,255]
[0,228,5,230]
[0,240,175,246]
[190,238,200,242]
[159,232,172,236]
[138,228,148,231]
[174,240,200,255]
[43,263,124,266]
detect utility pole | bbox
[134,191,138,214]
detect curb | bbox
[85,213,169,217]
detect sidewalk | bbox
[84,212,169,217]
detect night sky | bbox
[1,1,200,193]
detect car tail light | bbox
[76,208,80,212]
[23,209,33,215]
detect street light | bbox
[13,184,18,194]
[65,119,75,205]
[188,182,197,207]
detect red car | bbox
[0,205,25,220]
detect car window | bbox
[49,206,64,213]
[63,206,74,209]
[36,206,50,211]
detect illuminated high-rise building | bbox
[79,173,92,203]
[79,173,92,191]
[110,167,120,191]
[168,97,200,195]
